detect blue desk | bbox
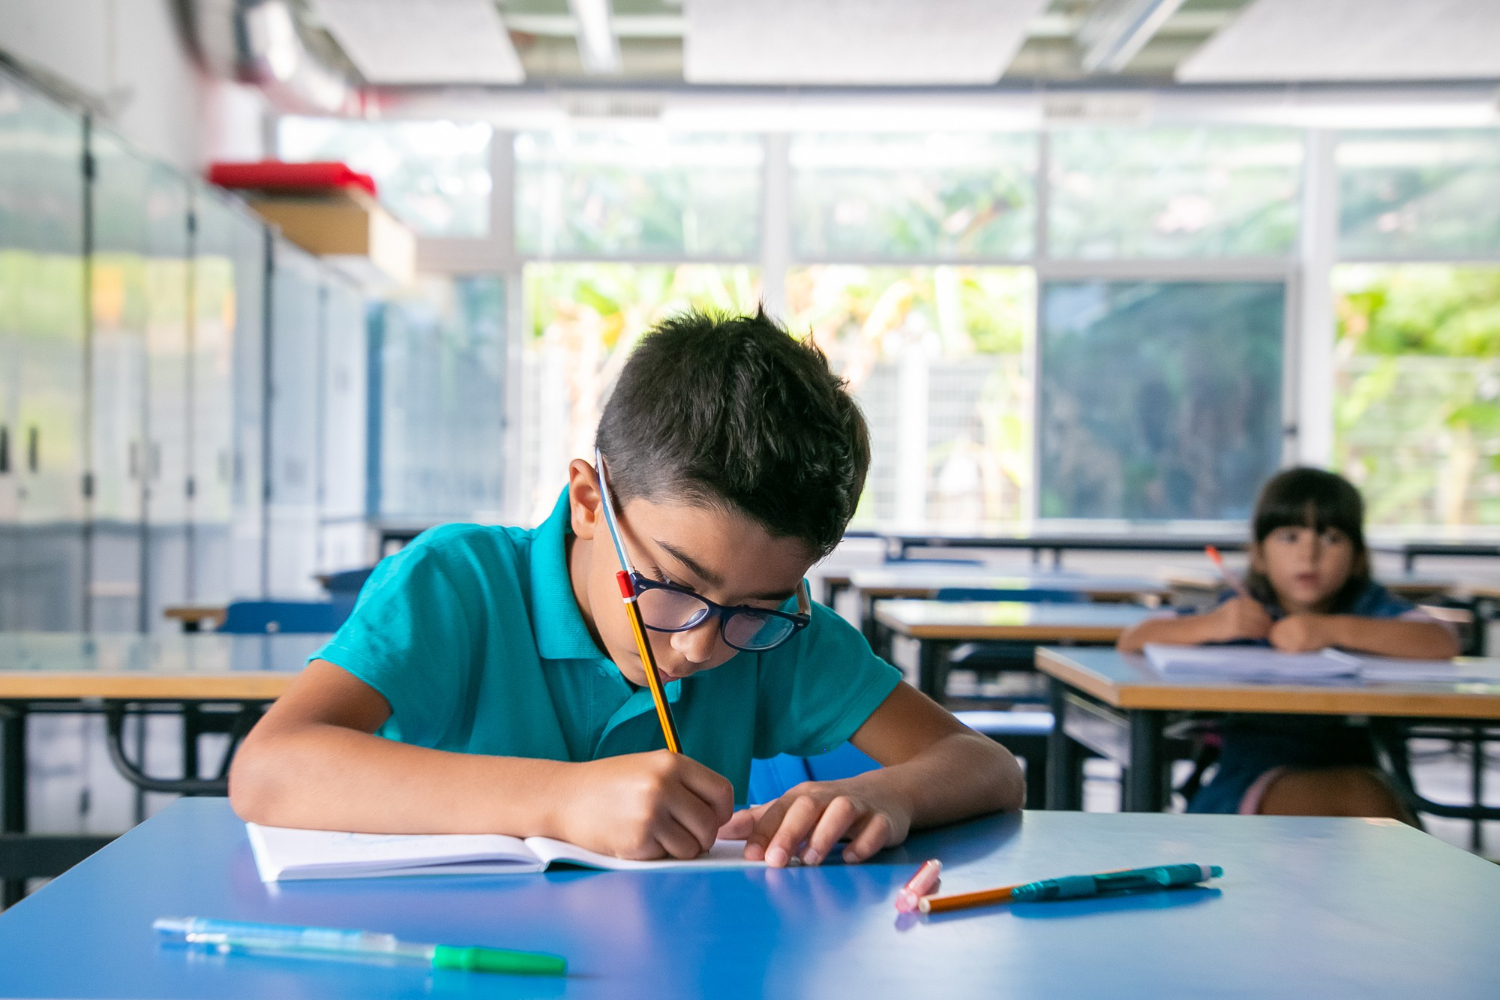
[3,799,1498,998]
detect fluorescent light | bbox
[568,0,622,75]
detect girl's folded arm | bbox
[1325,615,1461,659]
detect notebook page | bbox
[246,823,544,881]
[1353,655,1500,684]
[1143,644,1359,679]
[523,837,768,871]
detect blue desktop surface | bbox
[2,800,1498,999]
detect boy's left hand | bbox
[1269,614,1334,652]
[719,780,911,867]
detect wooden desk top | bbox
[162,605,229,627]
[1036,646,1500,719]
[873,600,1154,642]
[849,568,1170,602]
[0,632,326,700]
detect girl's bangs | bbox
[1252,470,1365,546]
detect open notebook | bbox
[1143,644,1498,683]
[246,823,767,882]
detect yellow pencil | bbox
[616,570,682,754]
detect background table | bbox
[873,601,1155,699]
[1036,646,1500,814]
[4,799,1498,999]
[0,632,324,905]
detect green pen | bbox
[154,917,567,977]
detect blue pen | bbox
[154,917,567,976]
[918,863,1222,913]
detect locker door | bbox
[317,273,367,573]
[0,72,22,629]
[5,73,87,631]
[265,240,323,598]
[87,129,151,632]
[190,188,267,602]
[142,164,191,629]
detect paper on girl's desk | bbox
[1143,644,1500,684]
[1143,644,1359,679]
[246,822,765,882]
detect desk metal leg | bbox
[2,704,28,907]
[1124,710,1167,812]
[917,640,950,702]
[1046,681,1082,810]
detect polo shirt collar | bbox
[530,486,610,662]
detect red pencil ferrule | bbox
[615,571,636,599]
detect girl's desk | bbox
[1036,646,1500,813]
[2,798,1498,999]
[872,601,1155,698]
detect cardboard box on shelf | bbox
[247,188,415,285]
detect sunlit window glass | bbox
[1049,127,1302,259]
[1039,281,1285,520]
[1338,130,1500,259]
[519,263,762,522]
[278,116,493,238]
[515,131,762,258]
[1334,264,1500,526]
[785,266,1034,525]
[790,132,1035,260]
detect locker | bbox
[318,272,367,573]
[190,187,268,603]
[265,239,323,598]
[0,69,88,631]
[141,163,192,630]
[86,129,153,632]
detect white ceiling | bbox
[1178,0,1500,82]
[681,0,1053,85]
[312,0,525,84]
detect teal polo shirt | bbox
[312,488,902,804]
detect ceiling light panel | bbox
[683,0,1051,85]
[312,0,525,84]
[1178,0,1500,82]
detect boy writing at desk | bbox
[231,311,1023,867]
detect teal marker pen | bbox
[154,917,567,976]
[1011,863,1223,902]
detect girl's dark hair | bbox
[1245,467,1370,612]
[595,307,870,558]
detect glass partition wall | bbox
[282,113,1500,532]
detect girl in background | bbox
[1118,467,1459,818]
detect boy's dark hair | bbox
[595,308,870,558]
[1245,466,1370,612]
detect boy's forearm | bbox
[230,722,571,837]
[1324,616,1461,659]
[856,730,1024,826]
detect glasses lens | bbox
[636,585,712,631]
[723,611,796,651]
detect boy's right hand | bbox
[1205,596,1273,643]
[558,751,734,861]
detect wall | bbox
[0,0,267,171]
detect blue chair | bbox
[218,600,345,635]
[747,712,1051,808]
[320,566,376,620]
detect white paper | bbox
[247,823,766,882]
[1143,644,1359,679]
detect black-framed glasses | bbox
[594,449,812,653]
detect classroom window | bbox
[789,132,1036,260]
[1333,264,1500,527]
[784,265,1035,524]
[514,130,763,259]
[1038,280,1286,520]
[1048,126,1303,259]
[518,263,762,522]
[277,117,494,238]
[1338,130,1500,259]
